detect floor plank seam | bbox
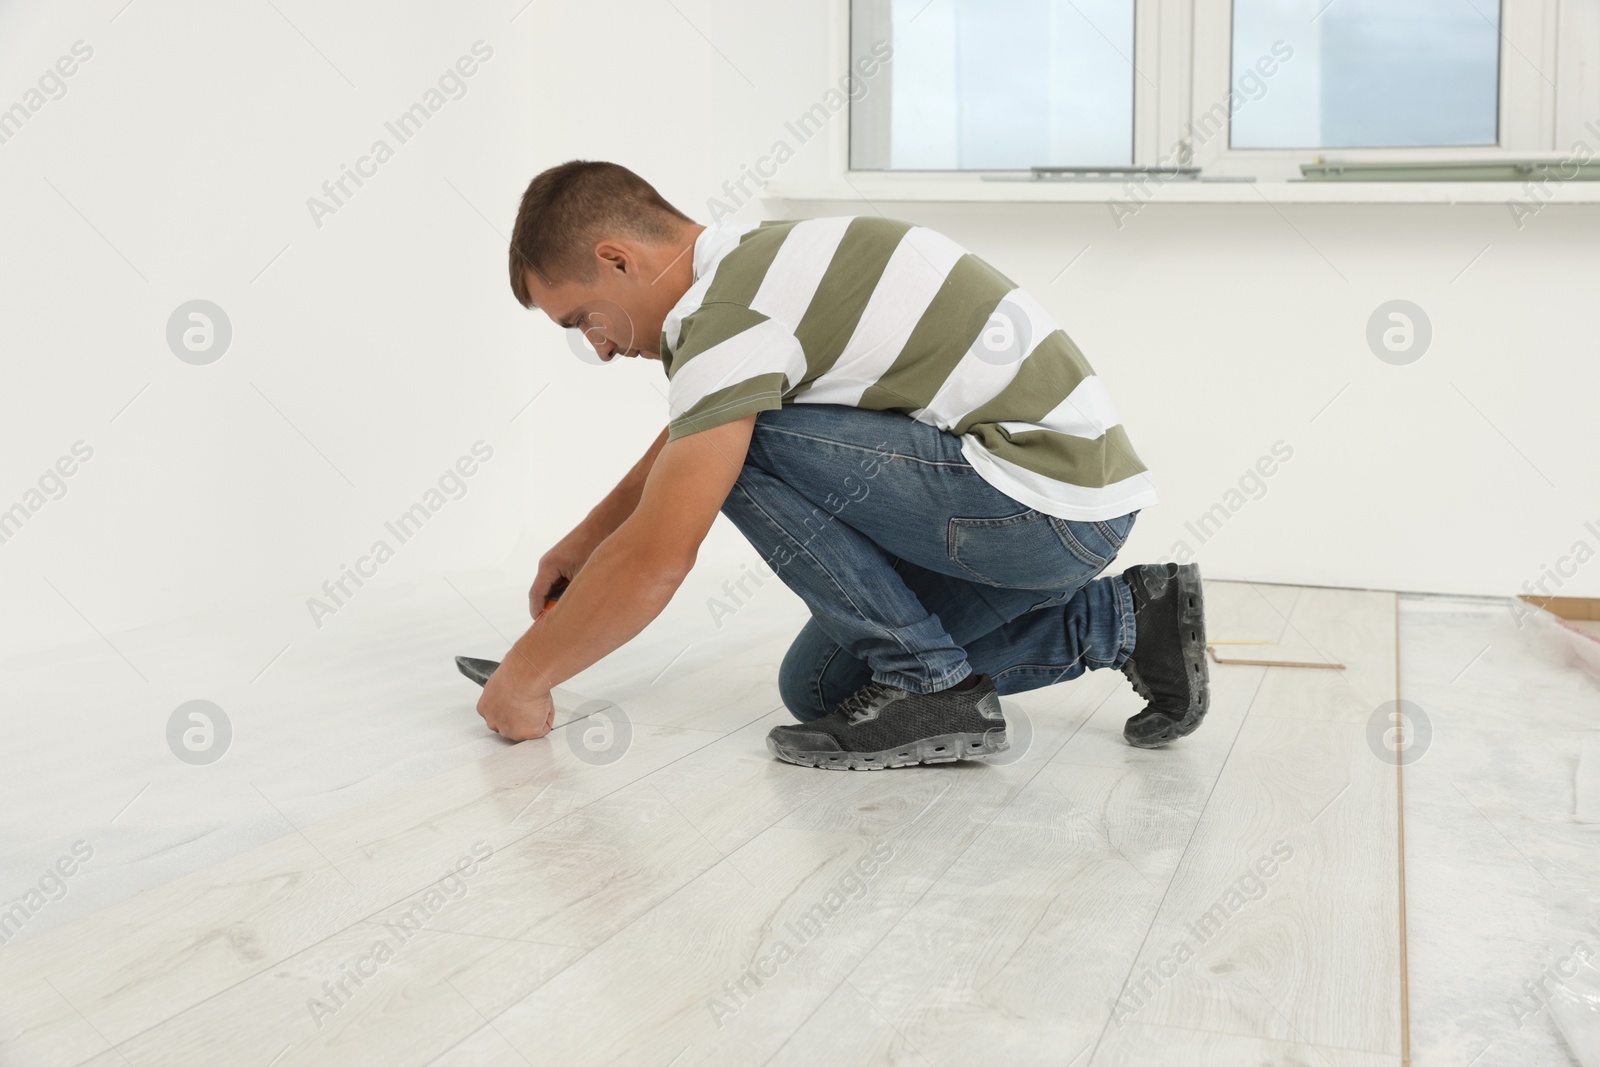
[1083,663,1272,1066]
[1396,592,1411,1067]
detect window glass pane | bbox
[1231,0,1501,148]
[852,0,1135,170]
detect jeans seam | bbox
[755,425,974,470]
[1111,570,1136,669]
[808,642,844,719]
[992,659,1086,687]
[1048,515,1113,570]
[874,661,971,694]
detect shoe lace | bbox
[837,680,897,725]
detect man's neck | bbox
[663,223,705,287]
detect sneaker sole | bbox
[767,729,1009,770]
[1124,707,1204,749]
[1123,562,1210,749]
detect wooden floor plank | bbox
[1104,663,1402,1055]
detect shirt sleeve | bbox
[663,302,808,440]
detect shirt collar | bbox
[661,220,758,370]
[691,219,757,281]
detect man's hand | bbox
[476,663,556,741]
[529,529,596,617]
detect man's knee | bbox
[777,644,829,722]
[778,626,844,723]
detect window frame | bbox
[839,0,1589,185]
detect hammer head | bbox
[454,655,499,687]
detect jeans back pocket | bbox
[947,508,1138,589]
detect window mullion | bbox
[1133,0,1197,169]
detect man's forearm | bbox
[500,515,691,693]
[576,426,670,544]
[476,415,755,740]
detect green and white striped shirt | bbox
[660,216,1157,522]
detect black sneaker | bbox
[766,674,1009,770]
[1118,563,1210,748]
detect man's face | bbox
[523,241,680,362]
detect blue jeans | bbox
[718,404,1140,722]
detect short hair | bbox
[508,161,693,306]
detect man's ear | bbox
[594,241,631,276]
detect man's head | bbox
[508,161,702,361]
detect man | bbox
[476,160,1209,768]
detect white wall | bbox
[1,0,632,659]
[2,0,1596,679]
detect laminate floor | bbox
[2,579,1593,1065]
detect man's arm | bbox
[528,425,669,613]
[478,414,756,740]
[578,423,671,540]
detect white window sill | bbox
[764,175,1600,206]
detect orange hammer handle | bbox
[534,577,570,623]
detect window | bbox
[850,0,1136,170]
[1230,0,1501,149]
[849,0,1594,183]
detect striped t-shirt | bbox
[659,216,1157,522]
